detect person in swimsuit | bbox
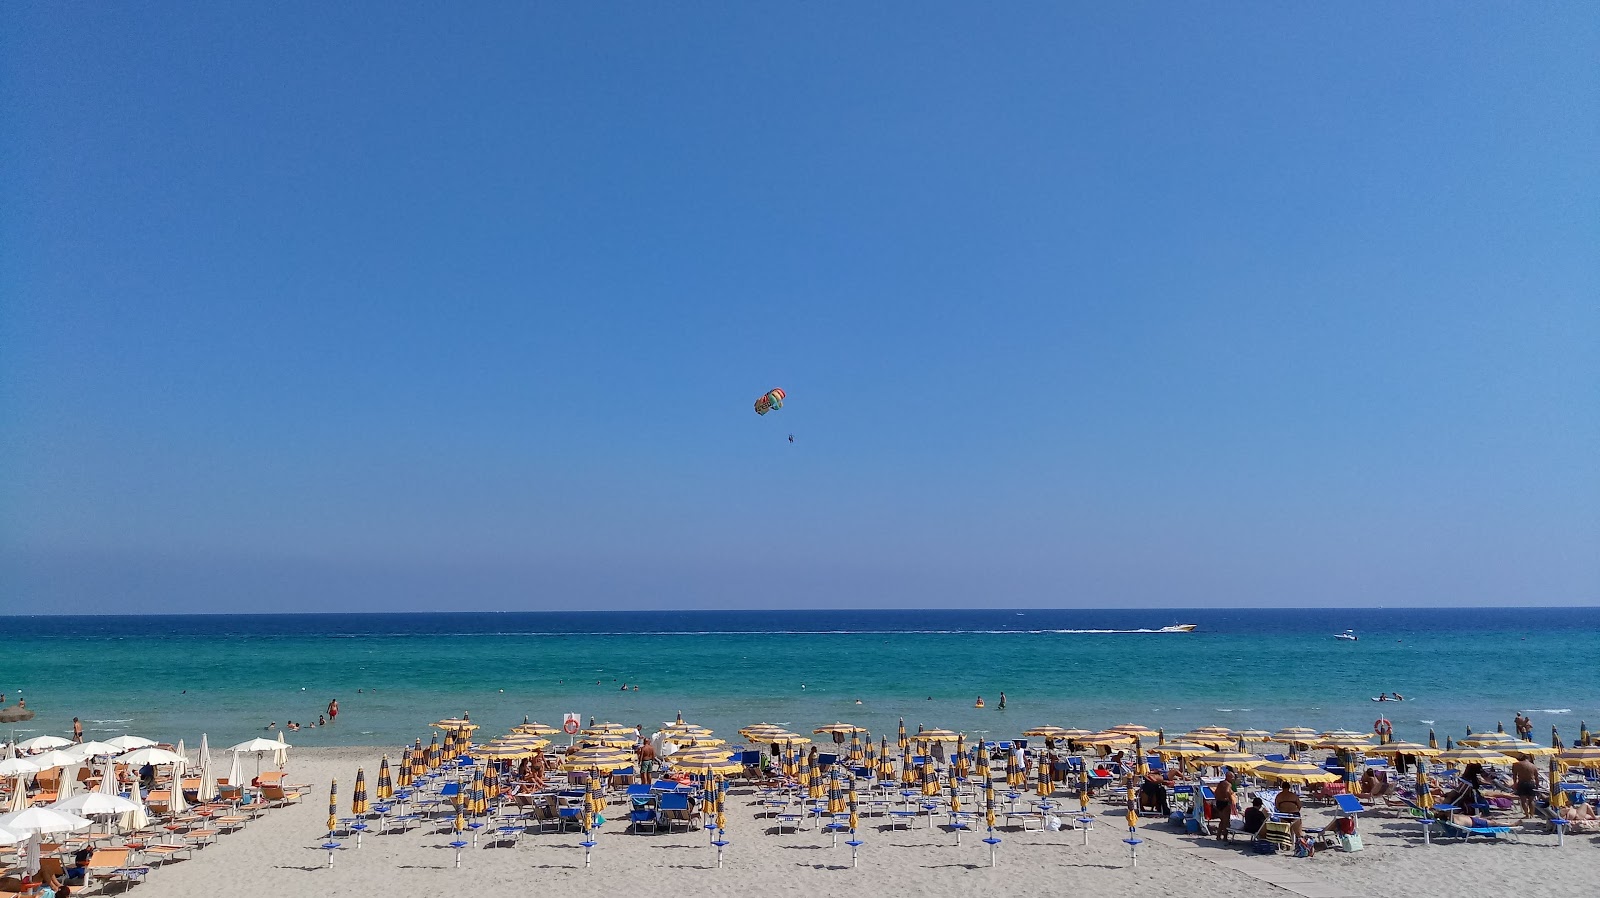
[1274,783,1304,839]
[328,699,338,723]
[1511,757,1539,818]
[1213,774,1235,841]
[638,740,658,786]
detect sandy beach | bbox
[24,745,1582,898]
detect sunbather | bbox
[1273,784,1304,839]
[1242,797,1267,836]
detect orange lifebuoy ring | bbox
[1373,718,1392,738]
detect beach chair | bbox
[1255,820,1294,853]
[259,783,299,807]
[658,793,697,833]
[1333,794,1366,823]
[1437,817,1514,841]
[629,794,659,834]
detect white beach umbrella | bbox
[21,833,40,876]
[17,736,70,752]
[168,754,188,814]
[274,730,288,769]
[99,758,116,796]
[176,739,186,761]
[232,737,290,779]
[57,763,79,801]
[227,749,241,790]
[116,747,185,766]
[0,805,93,835]
[69,741,119,760]
[6,777,26,813]
[26,749,77,770]
[118,775,149,831]
[53,792,139,817]
[0,825,19,847]
[197,734,216,802]
[0,758,41,778]
[105,736,156,752]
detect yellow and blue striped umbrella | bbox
[807,748,825,800]
[828,765,846,814]
[376,757,393,800]
[796,746,811,791]
[352,767,369,816]
[327,778,338,833]
[984,778,996,830]
[1036,752,1054,797]
[920,745,940,797]
[848,731,864,764]
[1416,766,1432,810]
[901,746,917,785]
[948,777,961,816]
[1005,746,1025,787]
[451,780,465,833]
[877,737,895,780]
[953,734,969,779]
[897,719,909,755]
[396,749,412,788]
[847,775,859,833]
[427,734,441,769]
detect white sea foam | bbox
[1420,719,1435,725]
[1535,708,1572,714]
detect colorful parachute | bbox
[754,388,786,416]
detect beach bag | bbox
[1338,833,1363,852]
[1294,836,1314,858]
[1046,815,1063,831]
[1335,816,1356,835]
[594,813,606,827]
[1253,840,1278,854]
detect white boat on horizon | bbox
[1335,629,1358,641]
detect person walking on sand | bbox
[72,717,83,743]
[328,699,338,723]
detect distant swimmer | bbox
[975,697,984,708]
[788,434,794,443]
[998,692,1006,710]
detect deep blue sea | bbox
[3,608,1595,750]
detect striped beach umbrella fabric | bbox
[376,757,393,800]
[352,768,369,816]
[327,778,338,834]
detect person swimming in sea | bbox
[975,696,984,708]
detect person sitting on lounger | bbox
[1355,768,1380,800]
[1139,774,1170,815]
[64,849,91,885]
[1274,784,1304,839]
[1243,796,1268,836]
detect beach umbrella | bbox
[797,746,813,794]
[984,776,996,830]
[1108,724,1158,740]
[1459,731,1516,748]
[814,722,864,744]
[1153,742,1211,758]
[948,774,961,821]
[900,746,917,786]
[1023,726,1075,740]
[397,749,412,788]
[0,806,92,835]
[352,768,369,816]
[1181,731,1236,749]
[428,734,441,769]
[561,746,633,773]
[672,749,741,777]
[196,734,216,802]
[828,765,846,814]
[452,778,467,834]
[848,730,864,764]
[877,737,895,780]
[1416,767,1432,811]
[918,729,961,743]
[104,736,156,752]
[1269,728,1320,748]
[1548,756,1567,810]
[274,731,289,768]
[0,826,19,848]
[1005,746,1025,787]
[1233,729,1272,743]
[738,723,788,741]
[1428,728,1438,749]
[0,758,40,778]
[326,779,338,835]
[920,747,940,797]
[1436,745,1514,766]
[897,719,909,755]
[1252,756,1338,785]
[1558,746,1600,770]
[862,732,876,766]
[1580,722,1590,746]
[28,749,80,770]
[513,722,561,737]
[66,741,118,763]
[580,722,634,738]
[1083,731,1137,747]
[1036,752,1055,797]
[1499,740,1556,758]
[471,766,486,817]
[410,744,425,780]
[52,791,139,818]
[847,775,859,839]
[952,734,969,779]
[808,748,826,800]
[18,736,71,752]
[432,718,477,732]
[1196,748,1260,770]
[1364,741,1438,758]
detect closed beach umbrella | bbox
[952,735,969,779]
[1580,721,1590,746]
[948,776,961,817]
[920,747,940,797]
[797,747,812,793]
[808,748,825,800]
[274,731,288,769]
[352,768,369,816]
[1552,726,1563,750]
[781,741,799,778]
[327,779,338,834]
[1036,752,1055,797]
[1428,729,1438,750]
[828,766,846,814]
[1549,757,1566,810]
[984,778,996,831]
[897,719,909,755]
[877,738,895,780]
[900,747,917,786]
[847,776,859,834]
[848,730,864,764]
[194,734,214,803]
[428,735,441,769]
[397,749,412,788]
[862,734,876,767]
[1416,767,1432,811]
[452,780,466,834]
[1005,746,1025,787]
[472,766,487,817]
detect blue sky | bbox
[2,2,1596,612]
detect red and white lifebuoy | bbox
[1373,718,1392,738]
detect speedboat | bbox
[1335,630,1358,641]
[1158,623,1197,633]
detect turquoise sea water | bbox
[2,609,1596,750]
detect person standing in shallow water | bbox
[72,717,83,743]
[328,699,338,723]
[998,692,1006,710]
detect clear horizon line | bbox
[3,604,1598,618]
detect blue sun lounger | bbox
[1437,817,1513,840]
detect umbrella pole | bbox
[581,826,595,869]
[712,826,728,869]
